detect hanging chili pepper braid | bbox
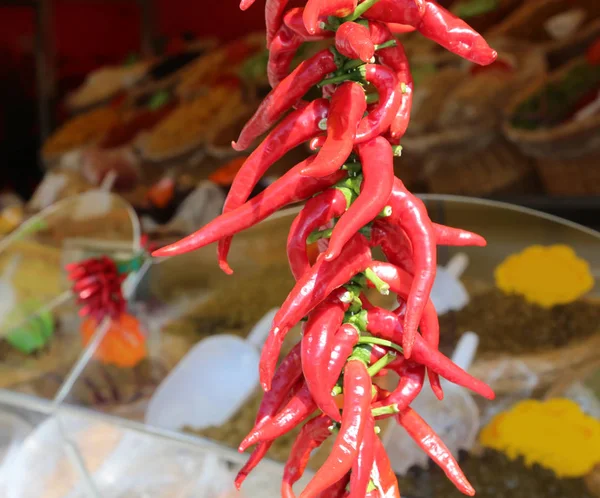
[153,1,497,495]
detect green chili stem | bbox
[375,39,397,51]
[318,70,364,88]
[307,227,334,244]
[368,351,397,377]
[332,385,342,397]
[379,205,393,218]
[358,336,404,355]
[371,404,400,417]
[392,145,403,157]
[341,59,365,72]
[343,0,381,22]
[366,93,379,104]
[364,267,390,295]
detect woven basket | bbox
[487,0,600,44]
[503,57,600,194]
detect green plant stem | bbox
[307,227,334,244]
[375,39,397,51]
[366,92,379,104]
[368,351,397,377]
[365,267,390,295]
[343,0,381,22]
[371,404,400,418]
[358,336,404,355]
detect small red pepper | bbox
[261,235,371,390]
[335,22,375,63]
[396,407,475,496]
[355,64,402,143]
[266,0,291,48]
[303,0,357,35]
[368,437,401,498]
[349,411,375,498]
[385,178,437,358]
[327,323,360,389]
[300,359,372,498]
[240,380,317,451]
[152,157,345,259]
[433,223,487,247]
[301,82,367,178]
[287,188,348,281]
[325,137,394,262]
[316,475,352,498]
[371,221,414,275]
[284,7,333,40]
[387,22,417,34]
[366,306,495,400]
[363,0,427,28]
[268,25,304,88]
[302,297,350,422]
[233,49,338,151]
[372,362,425,414]
[282,414,333,498]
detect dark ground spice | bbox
[397,449,594,498]
[438,289,600,356]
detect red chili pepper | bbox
[349,411,375,498]
[302,297,350,422]
[153,157,345,259]
[396,407,475,496]
[325,137,394,261]
[388,22,417,34]
[368,20,392,44]
[301,82,367,178]
[355,64,402,143]
[368,437,401,498]
[261,234,372,390]
[383,178,436,358]
[303,0,357,35]
[300,359,372,498]
[372,362,425,414]
[309,135,326,151]
[219,99,331,272]
[371,221,414,275]
[366,306,495,400]
[233,49,338,151]
[364,0,497,65]
[327,323,360,388]
[266,0,291,48]
[240,380,317,451]
[239,0,256,10]
[433,223,487,247]
[282,414,333,498]
[335,22,375,62]
[268,25,304,88]
[284,7,333,40]
[377,41,414,140]
[287,188,348,280]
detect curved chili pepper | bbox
[153,157,345,259]
[316,474,352,498]
[261,234,372,390]
[301,82,367,178]
[239,0,255,10]
[284,7,333,40]
[233,49,338,151]
[302,297,350,422]
[265,0,290,48]
[396,407,475,496]
[366,306,495,400]
[368,437,401,498]
[364,0,497,65]
[327,323,360,388]
[240,380,317,451]
[300,359,372,498]
[388,22,417,34]
[433,223,487,247]
[371,221,414,275]
[349,411,375,498]
[377,41,414,140]
[325,137,394,262]
[287,188,348,281]
[268,25,304,88]
[282,414,333,498]
[368,20,392,45]
[355,64,402,143]
[303,0,357,35]
[382,178,436,357]
[335,22,375,63]
[372,362,425,414]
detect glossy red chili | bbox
[397,407,475,496]
[327,323,360,388]
[233,49,338,151]
[301,82,367,178]
[349,411,375,498]
[284,7,333,40]
[303,0,357,34]
[268,25,304,88]
[372,362,425,414]
[152,157,345,259]
[368,437,401,498]
[433,223,487,247]
[287,188,348,281]
[300,360,372,498]
[265,0,290,48]
[302,297,350,422]
[325,137,394,261]
[261,234,372,390]
[282,414,333,498]
[335,22,375,62]
[355,64,402,143]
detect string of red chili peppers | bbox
[153,1,497,497]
